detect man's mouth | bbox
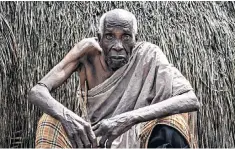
[106,55,128,71]
[110,55,126,61]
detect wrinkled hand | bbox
[92,114,136,148]
[60,108,97,148]
[71,37,103,61]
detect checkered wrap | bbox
[35,113,72,148]
[35,113,197,148]
[139,112,198,148]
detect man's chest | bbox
[77,54,113,90]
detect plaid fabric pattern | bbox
[35,113,197,148]
[35,113,72,148]
[139,112,198,148]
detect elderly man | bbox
[29,9,200,148]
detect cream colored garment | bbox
[77,42,193,148]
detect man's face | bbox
[99,16,136,71]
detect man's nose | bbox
[112,40,124,51]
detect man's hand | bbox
[92,113,136,148]
[29,38,104,148]
[36,37,103,91]
[71,37,103,62]
[60,108,97,148]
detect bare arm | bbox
[28,38,102,148]
[129,90,200,123]
[39,37,102,91]
[93,90,200,147]
[29,49,80,119]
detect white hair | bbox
[98,9,138,36]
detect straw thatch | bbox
[0,1,234,148]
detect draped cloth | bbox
[139,112,198,148]
[35,42,198,148]
[36,114,72,148]
[35,113,198,148]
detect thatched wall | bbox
[0,1,234,148]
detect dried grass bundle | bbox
[0,1,234,147]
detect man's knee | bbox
[147,124,189,148]
[35,113,71,148]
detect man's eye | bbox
[122,34,131,41]
[105,34,113,40]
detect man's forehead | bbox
[105,26,132,32]
[104,14,134,31]
[105,11,134,23]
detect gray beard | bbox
[106,57,128,71]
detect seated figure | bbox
[29,9,200,148]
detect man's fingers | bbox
[106,136,117,148]
[93,122,103,137]
[74,134,83,148]
[74,121,91,148]
[94,127,102,137]
[94,43,102,52]
[91,37,102,52]
[66,129,78,148]
[85,123,98,148]
[92,122,100,131]
[93,37,98,41]
[62,125,76,148]
[69,137,77,148]
[79,131,91,148]
[99,135,108,148]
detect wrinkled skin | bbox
[92,113,136,148]
[61,107,97,148]
[28,9,200,148]
[29,10,138,148]
[30,37,105,148]
[98,12,136,71]
[91,90,199,148]
[92,11,138,147]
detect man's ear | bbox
[97,33,101,42]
